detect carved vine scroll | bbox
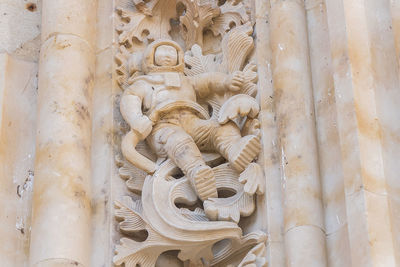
[114,0,267,266]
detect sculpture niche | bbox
[114,39,267,266]
[114,1,267,266]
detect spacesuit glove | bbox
[227,71,245,92]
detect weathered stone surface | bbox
[0,0,399,266]
[29,0,96,266]
[0,53,37,267]
[0,0,41,61]
[114,3,267,264]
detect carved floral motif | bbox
[114,0,267,266]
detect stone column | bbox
[29,1,97,267]
[304,0,352,266]
[390,0,400,69]
[325,0,400,266]
[255,0,285,266]
[269,0,327,266]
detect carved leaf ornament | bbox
[116,0,177,46]
[114,0,267,266]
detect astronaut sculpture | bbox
[114,2,268,264]
[120,39,261,201]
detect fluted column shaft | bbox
[255,0,285,265]
[29,1,97,266]
[325,0,400,266]
[269,0,327,266]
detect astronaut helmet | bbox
[142,39,185,73]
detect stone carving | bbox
[121,39,261,200]
[232,243,268,267]
[114,160,266,266]
[114,0,266,266]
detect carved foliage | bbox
[210,0,249,37]
[177,0,220,48]
[203,164,255,223]
[114,160,267,267]
[116,0,252,90]
[116,0,177,46]
[236,243,268,267]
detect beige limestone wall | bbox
[0,0,41,61]
[256,0,400,266]
[0,54,37,267]
[0,0,400,266]
[0,1,41,266]
[323,0,400,266]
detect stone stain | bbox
[31,144,92,223]
[83,73,94,99]
[354,102,382,141]
[54,38,72,50]
[51,101,62,114]
[74,102,91,121]
[360,166,385,194]
[285,208,313,229]
[25,3,37,12]
[285,186,323,228]
[85,73,94,86]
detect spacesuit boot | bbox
[187,164,218,201]
[215,134,261,172]
[168,134,218,201]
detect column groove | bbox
[269,0,328,266]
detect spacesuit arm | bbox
[192,71,244,98]
[120,81,153,139]
[191,72,229,98]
